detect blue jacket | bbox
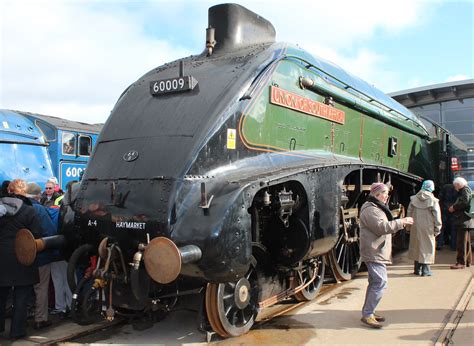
[30,198,58,266]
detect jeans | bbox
[0,285,32,339]
[362,262,388,317]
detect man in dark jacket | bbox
[449,177,473,269]
[26,182,56,329]
[439,183,458,250]
[40,180,61,208]
[0,189,41,340]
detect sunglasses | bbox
[45,187,53,190]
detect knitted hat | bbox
[370,182,388,196]
[421,180,435,192]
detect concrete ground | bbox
[1,246,472,345]
[218,247,473,346]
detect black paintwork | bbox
[60,4,445,316]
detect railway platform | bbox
[1,246,472,345]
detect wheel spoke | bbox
[205,263,258,337]
[223,292,234,300]
[294,257,325,301]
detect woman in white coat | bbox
[407,180,442,276]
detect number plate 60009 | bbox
[150,75,198,96]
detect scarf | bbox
[366,195,393,221]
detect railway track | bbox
[42,279,341,344]
[56,283,344,344]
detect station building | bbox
[390,79,474,184]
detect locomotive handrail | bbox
[283,55,429,138]
[286,55,420,121]
[0,139,48,146]
[299,75,430,139]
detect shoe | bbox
[361,316,383,329]
[50,309,64,315]
[422,271,433,276]
[467,263,471,267]
[450,263,465,269]
[373,314,385,322]
[34,320,52,330]
[57,311,68,320]
[413,271,421,276]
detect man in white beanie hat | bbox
[448,177,472,269]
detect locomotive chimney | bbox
[206,3,276,54]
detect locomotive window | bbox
[78,135,92,156]
[62,132,76,156]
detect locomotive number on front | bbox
[150,76,197,96]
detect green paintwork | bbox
[240,56,428,176]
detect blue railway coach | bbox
[18,112,103,191]
[0,109,55,188]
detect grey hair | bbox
[453,177,468,187]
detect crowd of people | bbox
[360,177,473,329]
[0,175,472,338]
[0,178,72,340]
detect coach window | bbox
[78,135,92,156]
[62,132,76,155]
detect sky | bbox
[1,0,473,124]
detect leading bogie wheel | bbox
[205,262,259,337]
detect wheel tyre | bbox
[327,207,361,281]
[79,285,103,325]
[67,244,94,293]
[294,257,325,301]
[205,259,260,337]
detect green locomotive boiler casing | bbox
[55,3,465,337]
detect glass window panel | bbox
[78,136,92,156]
[62,132,76,155]
[443,108,474,122]
[443,120,474,135]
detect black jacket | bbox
[452,185,473,228]
[0,196,41,286]
[40,191,61,208]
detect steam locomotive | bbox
[16,3,466,337]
